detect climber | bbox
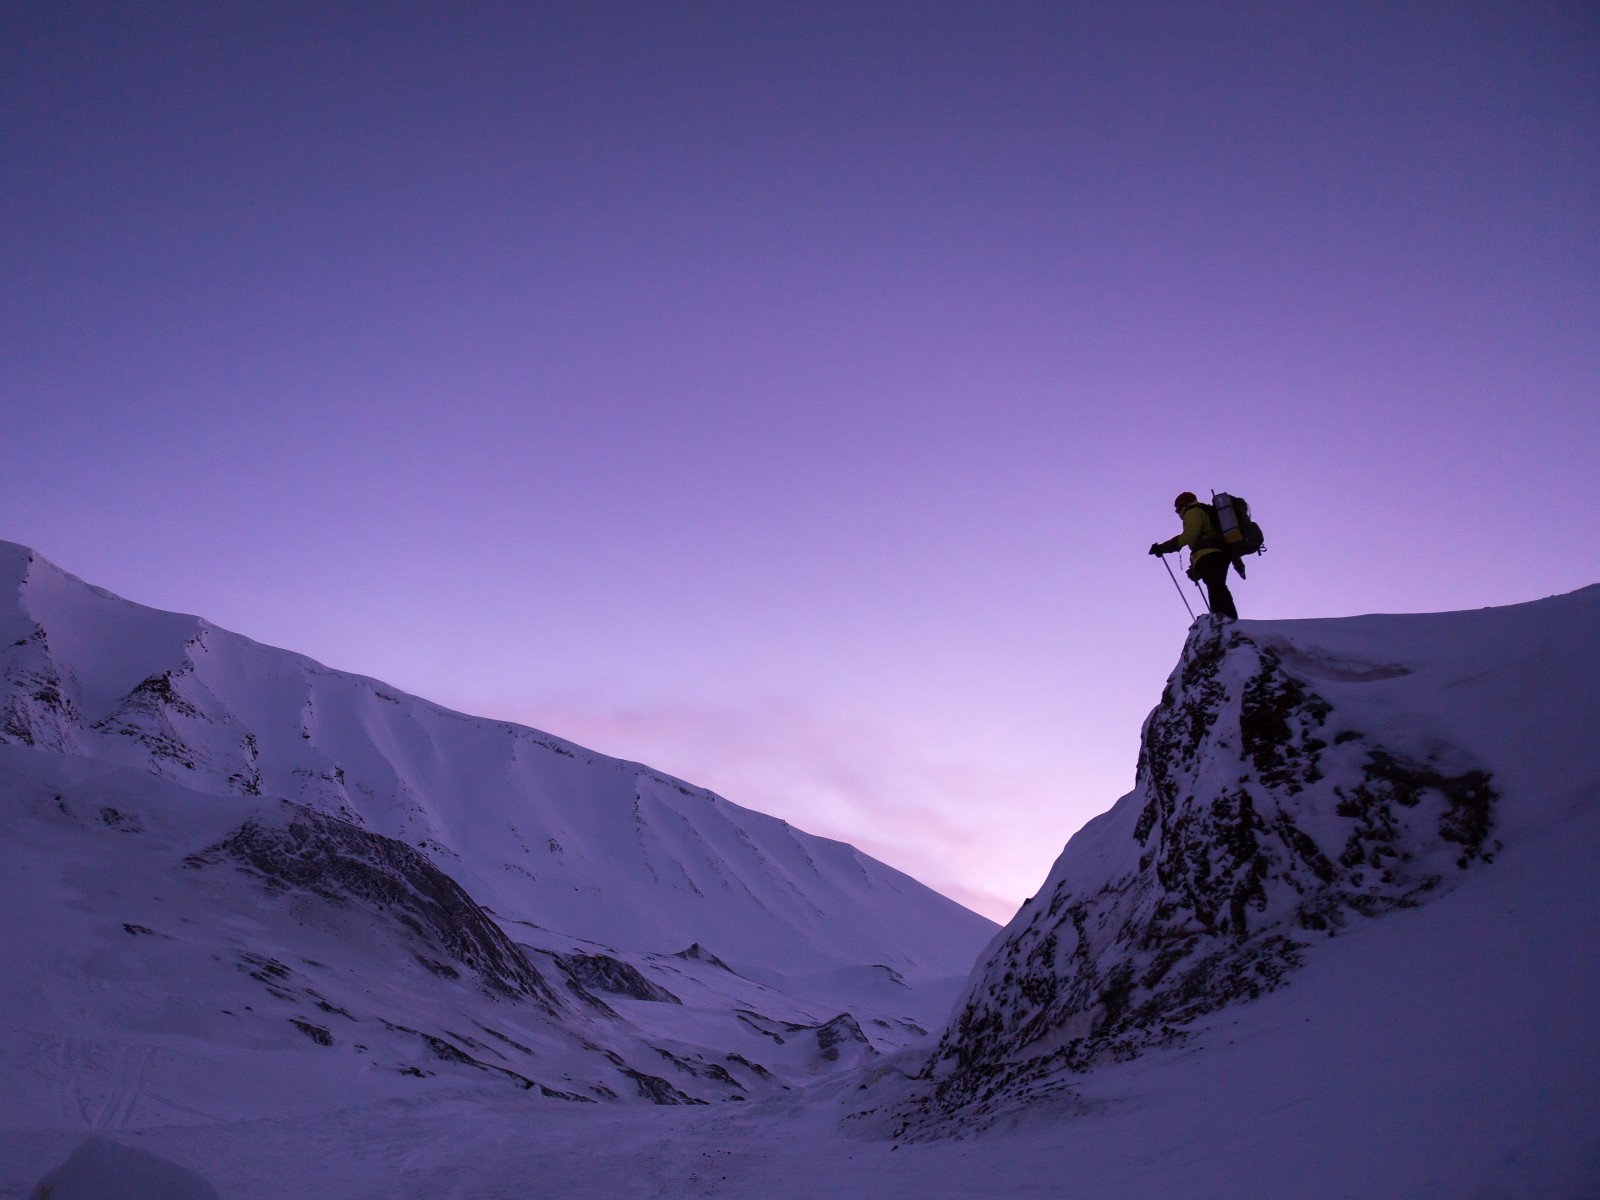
[1150,492,1238,620]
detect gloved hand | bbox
[1149,543,1165,557]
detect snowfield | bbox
[1,541,1596,1198]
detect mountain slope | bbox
[0,540,995,1126]
[4,575,1596,1198]
[0,540,993,982]
[877,588,1600,1139]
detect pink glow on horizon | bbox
[500,695,1073,923]
[3,3,1596,919]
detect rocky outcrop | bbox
[732,1008,880,1072]
[556,952,682,1004]
[815,1013,876,1063]
[0,625,80,753]
[671,942,737,972]
[905,617,1500,1132]
[189,802,566,1011]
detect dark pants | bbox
[1192,552,1238,619]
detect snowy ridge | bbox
[0,540,992,980]
[5,545,1598,1198]
[0,751,728,1114]
[873,588,1600,1139]
[0,539,995,1131]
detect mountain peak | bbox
[0,541,995,978]
[889,589,1598,1135]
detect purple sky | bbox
[5,2,1597,919]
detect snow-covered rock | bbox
[187,799,568,1009]
[895,589,1600,1135]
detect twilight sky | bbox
[4,2,1597,920]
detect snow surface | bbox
[27,1136,221,1200]
[0,541,994,983]
[2,541,1596,1198]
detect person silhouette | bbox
[1150,491,1238,619]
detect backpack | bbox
[1201,493,1266,576]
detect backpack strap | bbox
[1192,503,1224,552]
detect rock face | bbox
[0,625,81,753]
[189,801,567,1011]
[910,616,1500,1129]
[556,952,682,1004]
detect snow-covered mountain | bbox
[0,539,995,1125]
[0,541,989,979]
[864,588,1600,1164]
[6,549,1597,1199]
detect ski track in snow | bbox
[44,1040,140,1134]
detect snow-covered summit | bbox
[0,539,993,980]
[888,588,1600,1136]
[0,539,996,1130]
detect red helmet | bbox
[1173,491,1198,510]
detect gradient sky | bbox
[5,2,1597,920]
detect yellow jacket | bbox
[1155,503,1224,569]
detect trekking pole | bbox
[1160,556,1195,620]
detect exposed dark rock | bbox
[816,1013,875,1062]
[311,994,355,1020]
[699,1062,742,1089]
[379,1024,589,1095]
[98,807,142,832]
[240,952,291,981]
[1240,649,1331,794]
[539,1084,596,1103]
[671,943,735,972]
[290,1019,333,1046]
[652,1045,745,1090]
[726,1053,775,1081]
[237,952,297,1001]
[732,1008,875,1066]
[907,617,1501,1135]
[734,1009,788,1044]
[422,1034,476,1065]
[0,626,80,751]
[525,950,617,1015]
[556,952,681,1004]
[474,1023,534,1056]
[91,670,208,771]
[229,733,262,796]
[190,802,565,1010]
[1343,749,1497,870]
[622,1068,707,1105]
[127,672,200,717]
